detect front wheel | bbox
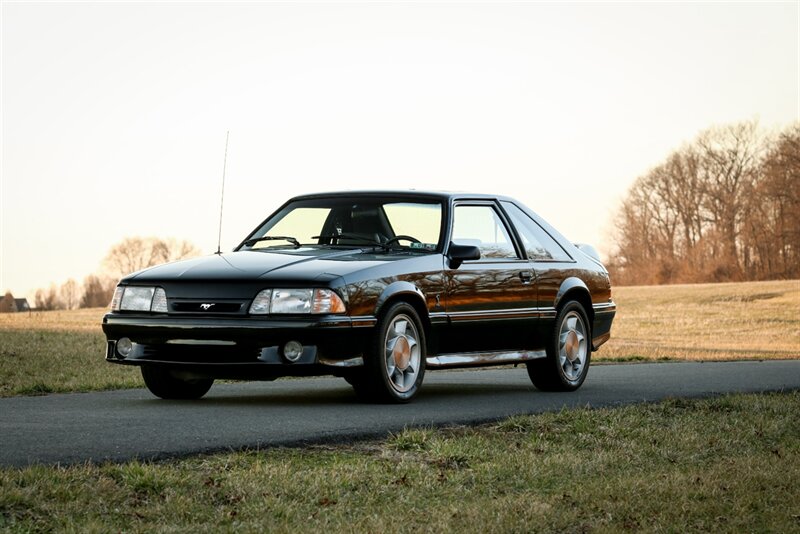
[527,301,591,391]
[357,302,426,403]
[141,366,214,400]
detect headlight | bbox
[121,287,154,311]
[112,286,169,312]
[271,289,313,314]
[249,288,346,315]
[250,289,272,314]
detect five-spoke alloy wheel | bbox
[527,300,591,391]
[383,312,422,394]
[355,301,426,403]
[558,309,588,382]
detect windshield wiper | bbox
[244,235,301,248]
[311,233,386,248]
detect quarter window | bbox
[452,205,519,259]
[501,202,572,261]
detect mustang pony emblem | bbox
[199,303,215,310]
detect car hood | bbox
[125,248,403,284]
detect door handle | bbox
[519,271,533,284]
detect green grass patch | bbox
[0,317,143,397]
[1,392,798,532]
[15,382,54,396]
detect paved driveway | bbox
[1,360,798,467]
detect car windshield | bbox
[242,198,444,252]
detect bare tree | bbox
[60,279,81,310]
[754,124,800,279]
[34,284,62,311]
[103,237,201,280]
[696,122,764,280]
[81,275,115,308]
[28,237,199,311]
[609,120,796,285]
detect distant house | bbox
[0,293,30,313]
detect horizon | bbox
[2,2,798,302]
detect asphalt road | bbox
[1,360,798,468]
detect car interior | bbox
[319,205,395,245]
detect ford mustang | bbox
[103,191,616,402]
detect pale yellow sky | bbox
[1,1,798,301]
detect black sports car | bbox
[103,191,616,402]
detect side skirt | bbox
[426,349,547,370]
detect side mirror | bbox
[447,242,481,269]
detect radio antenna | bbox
[215,130,230,255]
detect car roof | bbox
[289,190,516,203]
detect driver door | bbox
[441,202,537,353]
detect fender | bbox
[554,277,591,311]
[374,281,427,316]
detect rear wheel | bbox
[527,301,591,391]
[141,366,214,400]
[354,302,426,403]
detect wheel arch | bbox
[554,277,594,325]
[374,282,431,345]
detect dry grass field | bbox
[600,279,800,362]
[0,280,798,396]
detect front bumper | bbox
[102,313,373,374]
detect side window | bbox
[501,202,572,261]
[383,202,442,247]
[452,204,519,260]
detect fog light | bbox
[283,340,303,362]
[116,337,133,358]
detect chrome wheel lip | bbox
[384,314,421,393]
[558,310,588,382]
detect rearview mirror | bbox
[447,242,481,268]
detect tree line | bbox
[28,237,200,311]
[607,121,799,285]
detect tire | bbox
[343,372,371,398]
[358,302,426,403]
[141,366,214,400]
[527,301,591,392]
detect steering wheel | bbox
[384,235,421,246]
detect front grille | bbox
[171,302,243,313]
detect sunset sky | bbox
[1,1,798,302]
